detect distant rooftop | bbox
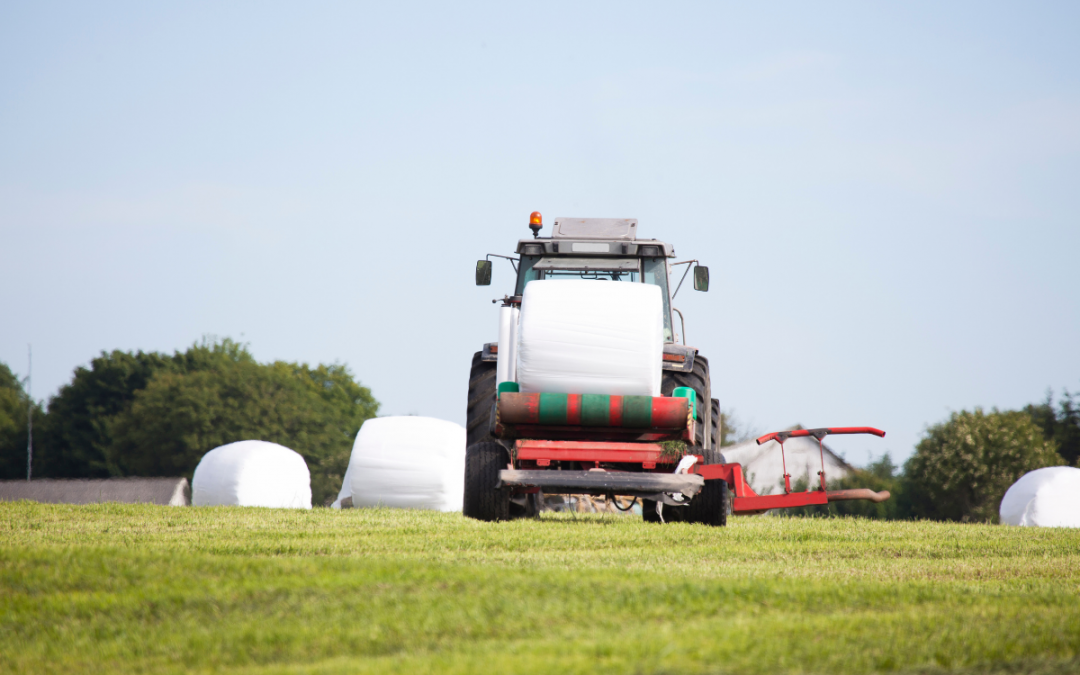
[722,434,855,496]
[0,478,190,506]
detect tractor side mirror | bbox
[693,266,709,292]
[475,260,492,286]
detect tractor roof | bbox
[551,218,637,240]
[515,217,675,257]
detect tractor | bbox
[465,213,889,524]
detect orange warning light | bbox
[529,211,543,237]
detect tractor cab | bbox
[476,215,709,345]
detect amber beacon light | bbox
[529,211,543,238]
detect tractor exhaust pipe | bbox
[826,489,891,503]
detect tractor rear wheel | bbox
[661,355,710,447]
[710,398,722,453]
[684,399,728,526]
[465,351,537,519]
[463,442,510,521]
[466,352,497,448]
[643,391,728,526]
[642,498,664,523]
[684,448,729,527]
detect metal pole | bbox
[27,344,32,481]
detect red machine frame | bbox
[510,426,890,514]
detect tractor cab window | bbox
[515,255,542,295]
[540,269,640,282]
[531,256,640,281]
[643,257,674,342]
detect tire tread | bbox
[463,442,510,521]
[466,352,497,448]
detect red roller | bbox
[566,394,582,425]
[651,396,691,428]
[608,395,623,427]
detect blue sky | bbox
[2,1,1078,466]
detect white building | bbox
[721,433,855,495]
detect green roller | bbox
[581,394,610,426]
[622,396,653,428]
[537,393,568,425]
[499,392,688,429]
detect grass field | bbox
[2,502,1079,675]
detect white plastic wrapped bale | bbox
[335,416,466,512]
[999,466,1080,528]
[330,461,355,509]
[516,279,663,396]
[192,440,312,509]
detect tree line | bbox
[0,339,379,505]
[787,390,1079,522]
[3,340,1075,520]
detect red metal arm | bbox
[755,426,885,445]
[691,462,833,513]
[691,425,890,513]
[693,461,890,513]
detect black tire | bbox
[643,390,728,526]
[463,442,510,521]
[465,351,536,519]
[466,352,497,448]
[644,356,711,525]
[684,448,729,526]
[685,399,728,526]
[710,398,721,452]
[711,397,733,520]
[642,498,663,523]
[661,355,711,448]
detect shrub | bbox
[0,362,45,480]
[1024,389,1080,466]
[40,350,174,477]
[904,408,1062,522]
[35,339,378,505]
[106,355,376,505]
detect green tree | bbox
[0,362,45,480]
[103,340,378,505]
[1061,392,1080,466]
[39,349,175,477]
[1024,389,1080,466]
[904,408,1062,522]
[36,339,379,504]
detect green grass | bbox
[2,503,1079,675]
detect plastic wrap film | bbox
[496,306,514,385]
[508,306,520,382]
[516,280,663,396]
[341,416,466,512]
[192,440,312,509]
[330,460,355,509]
[999,466,1080,527]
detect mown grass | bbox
[1,503,1078,674]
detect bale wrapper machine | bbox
[466,213,890,524]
